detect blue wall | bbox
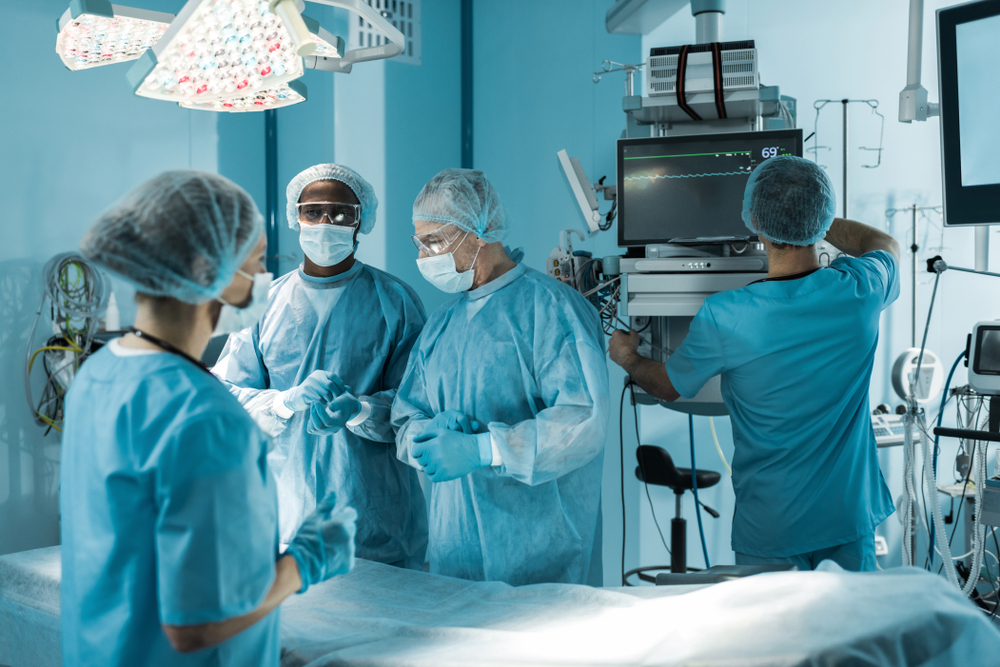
[0,0,219,556]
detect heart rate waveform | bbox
[624,171,747,181]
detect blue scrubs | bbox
[60,341,280,667]
[392,264,609,586]
[665,251,899,567]
[213,261,427,567]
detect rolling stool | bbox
[635,444,721,574]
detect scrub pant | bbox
[735,532,877,572]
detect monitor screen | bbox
[974,327,1000,375]
[938,0,1000,226]
[617,129,803,246]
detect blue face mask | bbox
[416,233,481,293]
[299,223,356,267]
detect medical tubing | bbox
[901,415,917,566]
[928,349,966,567]
[689,415,710,569]
[960,441,986,597]
[921,409,960,587]
[708,417,732,475]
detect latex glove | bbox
[307,394,363,436]
[285,492,357,593]
[412,428,492,483]
[282,370,347,413]
[424,409,480,435]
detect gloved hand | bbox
[285,493,357,593]
[307,394,363,436]
[412,428,492,483]
[281,370,347,413]
[424,409,480,435]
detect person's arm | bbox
[824,217,900,261]
[391,351,435,468]
[608,330,680,402]
[212,328,292,438]
[162,555,301,653]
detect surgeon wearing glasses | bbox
[214,164,428,569]
[392,169,609,586]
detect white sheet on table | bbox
[280,560,1000,667]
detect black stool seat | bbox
[635,445,721,492]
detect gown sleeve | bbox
[212,326,292,438]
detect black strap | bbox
[748,268,822,286]
[127,327,212,375]
[710,42,727,119]
[676,45,703,121]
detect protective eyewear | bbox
[296,202,362,227]
[410,225,465,257]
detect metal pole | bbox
[912,204,918,347]
[842,99,849,219]
[460,0,474,169]
[264,109,279,275]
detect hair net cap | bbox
[741,155,837,246]
[412,169,509,244]
[80,170,264,304]
[286,164,378,234]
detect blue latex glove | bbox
[308,394,363,435]
[285,492,357,593]
[425,409,480,435]
[282,370,347,413]
[412,428,492,482]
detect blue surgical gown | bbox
[392,263,609,586]
[60,341,280,667]
[213,261,428,566]
[665,250,899,558]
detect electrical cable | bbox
[689,414,710,569]
[631,384,671,557]
[619,381,628,586]
[928,350,968,568]
[708,416,732,476]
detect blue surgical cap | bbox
[741,155,837,246]
[412,169,509,243]
[286,164,377,234]
[80,170,263,304]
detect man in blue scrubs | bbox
[214,164,427,568]
[609,156,900,571]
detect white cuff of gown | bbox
[478,432,503,467]
[346,400,372,427]
[273,393,296,420]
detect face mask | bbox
[214,270,272,336]
[416,234,481,293]
[299,223,356,267]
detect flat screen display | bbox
[617,129,803,246]
[974,327,1000,375]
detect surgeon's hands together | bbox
[308,394,363,435]
[285,492,357,593]
[426,409,480,434]
[413,429,492,482]
[282,370,348,412]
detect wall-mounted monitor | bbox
[616,129,803,247]
[938,0,1000,227]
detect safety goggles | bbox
[296,202,362,227]
[410,225,465,256]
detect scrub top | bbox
[213,261,427,566]
[665,250,899,558]
[60,340,280,667]
[392,264,609,586]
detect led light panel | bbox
[302,14,344,59]
[128,0,305,104]
[179,79,307,112]
[55,2,173,71]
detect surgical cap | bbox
[412,169,509,244]
[741,155,837,246]
[80,170,263,304]
[286,164,378,233]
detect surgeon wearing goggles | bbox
[61,171,356,667]
[213,164,428,569]
[609,156,900,572]
[392,168,609,586]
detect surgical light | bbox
[127,0,306,105]
[55,0,173,71]
[179,79,307,112]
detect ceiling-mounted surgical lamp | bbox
[53,0,404,112]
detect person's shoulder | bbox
[832,249,897,271]
[361,264,425,309]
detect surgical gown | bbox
[60,340,280,667]
[392,263,609,586]
[213,261,428,566]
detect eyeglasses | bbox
[410,225,465,256]
[296,202,362,227]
